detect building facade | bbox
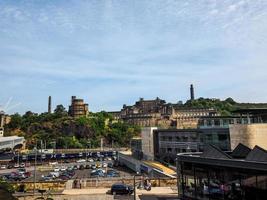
[68,96,89,118]
[153,127,231,164]
[229,108,267,150]
[177,144,267,200]
[109,97,219,128]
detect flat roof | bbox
[177,144,267,171]
[233,108,267,114]
[143,161,176,175]
[0,136,25,142]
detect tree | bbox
[6,113,22,129]
[54,104,67,116]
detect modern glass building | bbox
[177,143,267,200]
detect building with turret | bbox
[68,96,89,118]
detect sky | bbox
[0,0,267,114]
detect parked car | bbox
[91,164,96,169]
[102,162,108,168]
[88,158,94,162]
[14,163,20,168]
[41,174,54,181]
[0,165,7,169]
[85,164,91,169]
[79,165,85,170]
[111,183,133,195]
[96,162,102,168]
[107,170,119,177]
[73,165,78,170]
[90,170,105,178]
[17,168,26,174]
[76,159,86,163]
[49,162,58,166]
[19,163,25,168]
[7,164,14,169]
[54,167,60,172]
[50,172,60,178]
[108,162,113,168]
[60,166,67,171]
[58,174,70,180]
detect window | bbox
[218,134,227,141]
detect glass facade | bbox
[178,162,267,200]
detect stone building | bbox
[109,97,219,128]
[68,96,89,118]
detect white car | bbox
[60,166,67,171]
[54,167,60,172]
[14,164,20,168]
[88,158,94,162]
[20,163,25,168]
[49,162,58,166]
[107,157,112,161]
[102,163,108,168]
[76,159,86,163]
[0,165,7,169]
[49,172,59,178]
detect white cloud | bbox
[0,0,267,113]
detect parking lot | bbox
[0,158,135,183]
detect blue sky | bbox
[1,0,267,114]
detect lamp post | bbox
[86,141,91,161]
[33,145,37,196]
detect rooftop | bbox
[177,143,267,171]
[0,136,25,142]
[233,108,267,115]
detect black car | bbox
[111,183,133,195]
[79,165,85,170]
[107,162,113,168]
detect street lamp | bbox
[33,145,37,196]
[86,141,91,161]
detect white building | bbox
[0,136,25,150]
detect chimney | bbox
[190,84,195,100]
[48,96,52,113]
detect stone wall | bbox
[229,123,267,150]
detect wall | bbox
[229,123,267,150]
[141,127,158,160]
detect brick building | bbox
[68,96,89,118]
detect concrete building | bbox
[230,123,267,150]
[230,108,267,150]
[0,136,25,151]
[68,96,89,118]
[141,127,158,160]
[153,127,230,164]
